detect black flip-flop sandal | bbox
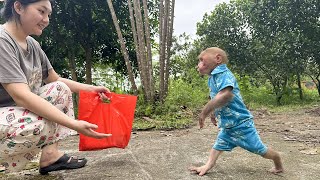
[0,165,5,173]
[39,154,87,175]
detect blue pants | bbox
[213,120,267,155]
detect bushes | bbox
[162,78,208,112]
[134,74,319,130]
[134,76,208,130]
[238,76,319,111]
[133,69,319,128]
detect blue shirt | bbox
[208,64,252,128]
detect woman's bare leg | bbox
[39,142,64,168]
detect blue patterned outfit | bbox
[209,64,267,155]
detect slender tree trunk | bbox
[159,0,168,100]
[296,72,303,100]
[317,72,320,96]
[108,0,175,103]
[317,79,320,96]
[142,0,154,102]
[164,0,175,97]
[316,75,320,96]
[275,83,283,106]
[159,0,175,100]
[84,46,92,84]
[128,0,142,79]
[67,49,79,109]
[67,49,78,82]
[133,0,151,100]
[271,77,288,106]
[306,71,320,96]
[107,0,138,94]
[276,94,282,106]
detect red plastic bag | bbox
[78,91,137,151]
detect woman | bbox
[0,0,111,174]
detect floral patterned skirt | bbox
[0,81,76,172]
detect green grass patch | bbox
[133,113,194,131]
[242,86,319,112]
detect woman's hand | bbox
[89,86,111,101]
[90,86,110,93]
[74,120,112,139]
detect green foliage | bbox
[134,73,208,130]
[34,0,141,81]
[144,105,153,116]
[195,0,320,105]
[162,78,208,110]
[239,78,319,110]
[234,74,253,93]
[133,71,319,130]
[92,63,133,93]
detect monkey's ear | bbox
[216,54,223,63]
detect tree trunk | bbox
[84,46,92,84]
[133,0,151,101]
[128,0,142,80]
[142,0,154,102]
[67,49,78,82]
[159,0,168,100]
[67,49,79,110]
[296,72,303,100]
[164,0,175,97]
[306,71,320,96]
[317,81,320,96]
[159,0,175,100]
[316,78,320,96]
[271,77,288,106]
[107,0,138,94]
[317,72,320,96]
[276,94,282,106]
[109,0,175,103]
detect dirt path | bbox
[1,107,319,180]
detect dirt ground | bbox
[1,106,319,180]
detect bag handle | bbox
[100,92,112,104]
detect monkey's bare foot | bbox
[268,167,284,174]
[188,164,214,176]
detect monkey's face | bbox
[197,54,218,75]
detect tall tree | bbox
[133,0,152,100]
[142,0,155,100]
[36,0,137,87]
[107,0,138,94]
[159,0,175,100]
[196,0,320,104]
[108,0,175,103]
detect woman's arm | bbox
[2,82,111,138]
[3,82,77,127]
[44,69,94,92]
[44,69,110,98]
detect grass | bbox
[133,113,194,131]
[243,87,319,113]
[133,86,319,130]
